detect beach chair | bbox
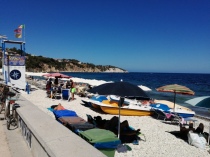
[152,108,180,124]
[178,116,198,127]
[50,87,61,99]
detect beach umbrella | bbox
[87,81,150,100]
[185,96,210,109]
[87,81,150,138]
[42,72,71,78]
[156,84,195,111]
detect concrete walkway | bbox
[0,117,11,157]
[0,113,33,157]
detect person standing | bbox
[66,80,71,89]
[46,78,52,97]
[54,77,59,87]
[69,79,76,101]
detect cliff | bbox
[33,62,128,73]
[0,48,128,73]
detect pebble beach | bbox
[19,76,210,157]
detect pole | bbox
[118,105,121,138]
[23,25,26,43]
[1,41,4,76]
[26,82,29,94]
[118,97,124,139]
[208,122,210,145]
[173,91,176,112]
[7,54,9,84]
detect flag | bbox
[15,33,22,38]
[14,28,22,33]
[14,24,25,38]
[18,24,25,29]
[14,28,22,38]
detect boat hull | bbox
[165,111,195,118]
[92,103,101,109]
[100,106,153,116]
[150,103,195,118]
[176,113,194,118]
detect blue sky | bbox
[1,0,210,73]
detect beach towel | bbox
[79,128,121,156]
[58,116,95,132]
[188,131,206,149]
[53,109,77,120]
[47,107,54,112]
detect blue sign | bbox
[4,56,25,66]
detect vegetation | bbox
[0,47,126,72]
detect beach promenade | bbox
[0,113,33,157]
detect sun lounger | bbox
[151,108,181,124]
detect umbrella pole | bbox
[173,92,176,112]
[118,97,124,139]
[208,122,210,145]
[118,106,121,138]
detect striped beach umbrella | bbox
[156,84,195,111]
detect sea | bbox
[45,72,210,118]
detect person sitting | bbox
[57,84,62,93]
[194,123,204,134]
[194,123,209,142]
[103,116,141,143]
[103,116,140,135]
[77,83,88,97]
[180,123,195,140]
[93,116,108,128]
